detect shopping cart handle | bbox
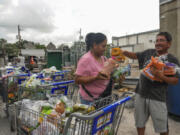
[6,68,14,71]
[18,73,31,77]
[51,85,68,95]
[102,95,132,113]
[36,73,44,79]
[55,70,70,74]
[120,91,135,98]
[53,74,64,77]
[51,80,74,86]
[18,78,26,84]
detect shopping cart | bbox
[18,80,76,101]
[9,79,76,132]
[2,73,30,117]
[64,92,134,135]
[52,70,71,81]
[5,73,31,101]
[12,92,134,135]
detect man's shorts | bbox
[134,94,168,133]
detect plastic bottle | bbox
[113,64,131,79]
[175,67,180,75]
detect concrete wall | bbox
[160,0,180,61]
[112,30,158,53]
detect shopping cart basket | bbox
[12,92,134,135]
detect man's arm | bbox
[122,50,138,59]
[160,76,178,85]
[151,67,179,85]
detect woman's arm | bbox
[75,72,108,84]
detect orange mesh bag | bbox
[111,48,126,62]
[143,56,176,82]
[143,56,165,82]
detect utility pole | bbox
[79,28,84,55]
[17,25,22,49]
[2,42,6,66]
[79,28,82,42]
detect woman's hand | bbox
[96,72,109,80]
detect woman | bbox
[75,32,112,105]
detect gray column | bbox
[160,0,180,61]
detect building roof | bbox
[21,49,45,57]
[47,42,56,50]
[46,50,62,53]
[112,29,159,40]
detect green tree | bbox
[35,43,46,49]
[104,44,111,58]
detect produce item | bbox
[25,74,39,87]
[164,62,176,75]
[111,48,126,62]
[65,106,73,117]
[113,64,131,81]
[47,110,60,127]
[118,87,129,93]
[55,102,65,114]
[143,56,176,82]
[8,93,15,98]
[73,104,89,113]
[41,106,53,115]
[104,126,111,135]
[8,82,18,93]
[86,106,95,113]
[100,58,118,79]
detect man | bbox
[122,32,180,135]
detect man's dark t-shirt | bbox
[135,49,180,102]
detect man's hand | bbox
[150,65,179,85]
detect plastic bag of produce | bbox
[100,58,118,79]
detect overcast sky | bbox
[0,0,159,45]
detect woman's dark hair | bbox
[85,32,107,52]
[157,32,172,42]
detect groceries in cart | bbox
[11,92,134,135]
[23,74,40,88]
[16,95,96,135]
[39,66,71,82]
[1,66,30,104]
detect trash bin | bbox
[46,50,62,70]
[167,77,180,116]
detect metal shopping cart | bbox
[52,70,71,82]
[12,92,134,135]
[17,80,76,100]
[37,70,72,82]
[9,79,76,132]
[2,73,30,117]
